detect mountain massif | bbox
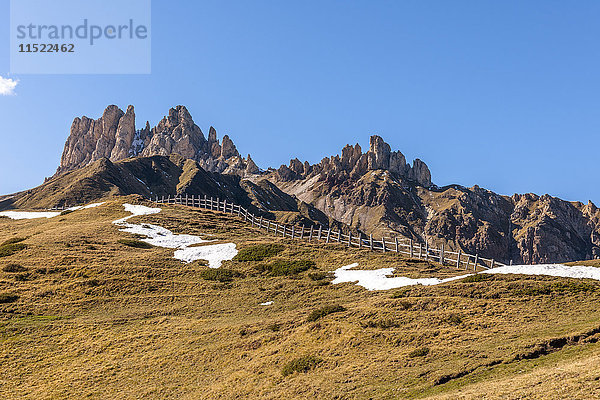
[4,105,600,264]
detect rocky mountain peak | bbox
[276,135,432,187]
[56,105,257,177]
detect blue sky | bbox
[1,0,599,203]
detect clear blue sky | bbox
[1,1,599,203]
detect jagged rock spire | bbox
[55,105,258,177]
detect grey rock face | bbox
[278,135,433,188]
[56,105,259,177]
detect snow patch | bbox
[113,204,238,268]
[0,202,106,220]
[260,301,274,306]
[65,202,106,212]
[0,211,61,220]
[482,264,600,281]
[332,263,472,291]
[332,262,600,291]
[174,243,238,268]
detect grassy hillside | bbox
[1,197,600,399]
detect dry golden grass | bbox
[1,196,600,399]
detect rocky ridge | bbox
[267,136,600,264]
[56,105,259,177]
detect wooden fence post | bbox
[457,250,462,269]
[300,225,305,239]
[382,237,386,252]
[291,226,295,239]
[425,242,429,261]
[348,232,352,247]
[490,259,495,269]
[474,253,479,271]
[358,233,362,248]
[318,226,322,240]
[440,244,445,265]
[309,226,314,241]
[395,237,399,253]
[337,230,341,242]
[259,216,263,229]
[409,239,413,258]
[419,242,423,259]
[369,235,373,250]
[326,229,331,244]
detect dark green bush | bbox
[1,237,27,246]
[0,293,19,303]
[117,239,153,249]
[258,259,316,276]
[200,268,242,282]
[363,318,399,329]
[233,244,284,261]
[13,273,31,281]
[0,243,27,258]
[461,274,493,283]
[409,347,430,358]
[396,300,413,310]
[3,263,27,273]
[307,304,346,322]
[308,271,329,281]
[391,288,411,298]
[446,313,463,324]
[282,355,323,376]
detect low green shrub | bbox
[307,304,346,322]
[409,347,430,358]
[282,355,323,376]
[391,288,411,298]
[308,271,329,281]
[117,239,153,249]
[3,263,27,273]
[200,268,242,282]
[0,293,19,303]
[461,274,493,283]
[60,210,74,216]
[257,259,316,276]
[363,318,399,329]
[0,243,27,258]
[446,313,463,324]
[233,244,284,261]
[13,273,31,281]
[1,237,27,246]
[396,300,413,310]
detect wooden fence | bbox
[150,194,504,271]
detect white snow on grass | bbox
[260,301,274,306]
[113,203,238,268]
[332,262,600,291]
[174,243,238,268]
[482,264,600,281]
[0,211,61,220]
[332,263,472,291]
[0,202,106,220]
[65,202,105,212]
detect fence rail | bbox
[150,194,504,271]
